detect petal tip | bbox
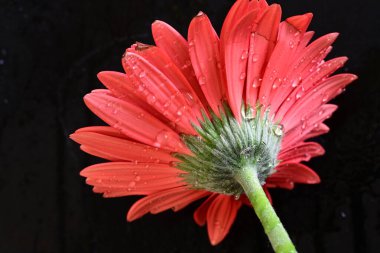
[196,11,205,17]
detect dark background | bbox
[1,0,380,252]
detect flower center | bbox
[174,104,283,197]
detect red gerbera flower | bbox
[71,0,356,251]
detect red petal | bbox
[279,142,325,163]
[154,190,210,214]
[152,21,208,107]
[286,13,313,34]
[274,33,341,119]
[282,74,357,131]
[302,57,348,90]
[128,44,205,117]
[84,91,187,152]
[270,163,320,184]
[126,187,202,221]
[75,126,127,139]
[304,123,330,140]
[193,193,218,226]
[207,195,242,245]
[70,130,174,163]
[220,0,250,49]
[188,12,226,115]
[97,71,169,123]
[246,4,282,106]
[121,50,202,134]
[265,180,295,190]
[224,10,260,120]
[259,13,312,110]
[282,104,337,149]
[80,162,184,197]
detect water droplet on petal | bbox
[241,50,248,60]
[147,94,157,104]
[273,124,284,137]
[139,71,146,78]
[252,54,259,63]
[183,92,195,106]
[135,176,141,182]
[240,72,246,80]
[301,120,307,130]
[252,78,262,88]
[176,105,187,116]
[137,83,145,92]
[154,130,173,147]
[272,78,282,90]
[163,100,171,108]
[198,76,206,85]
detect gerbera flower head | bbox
[71,0,357,247]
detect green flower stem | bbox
[235,166,297,253]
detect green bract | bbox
[174,104,283,197]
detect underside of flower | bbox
[175,104,283,197]
[71,0,358,249]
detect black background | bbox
[1,0,380,252]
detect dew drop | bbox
[295,93,302,100]
[154,130,173,147]
[273,124,284,137]
[135,176,141,182]
[301,121,307,130]
[240,72,246,80]
[198,76,206,85]
[252,54,259,63]
[147,94,157,104]
[163,100,171,108]
[272,78,282,90]
[337,88,346,95]
[291,81,298,88]
[240,50,248,60]
[176,105,187,116]
[128,181,136,188]
[183,92,195,106]
[252,78,262,88]
[139,71,146,78]
[137,83,145,92]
